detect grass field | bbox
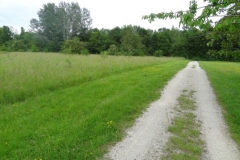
[0,52,183,105]
[0,52,188,159]
[200,61,240,147]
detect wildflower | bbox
[107,120,114,128]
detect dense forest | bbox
[0,1,239,61]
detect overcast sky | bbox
[0,0,206,33]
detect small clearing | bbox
[105,61,240,160]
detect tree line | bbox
[0,1,239,61]
[143,0,240,61]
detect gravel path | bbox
[105,61,240,160]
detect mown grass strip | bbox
[0,58,188,159]
[199,61,240,147]
[0,53,183,105]
[162,90,203,160]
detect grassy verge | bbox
[0,52,181,104]
[199,61,240,147]
[0,54,188,159]
[162,90,203,160]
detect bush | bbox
[61,37,87,54]
[0,45,8,51]
[62,48,72,54]
[81,49,90,55]
[43,48,48,52]
[18,49,24,52]
[120,29,145,56]
[154,50,163,57]
[108,45,118,55]
[31,45,39,52]
[100,51,108,58]
[12,40,26,51]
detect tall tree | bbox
[0,26,13,45]
[29,1,92,51]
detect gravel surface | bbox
[105,61,240,160]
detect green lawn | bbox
[0,52,188,159]
[200,61,240,147]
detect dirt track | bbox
[106,61,240,160]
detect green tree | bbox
[143,0,240,60]
[12,40,26,51]
[108,27,122,46]
[29,1,92,52]
[120,28,145,56]
[130,26,153,55]
[149,28,172,56]
[0,26,13,45]
[20,27,25,38]
[168,27,187,57]
[184,28,209,59]
[87,29,111,54]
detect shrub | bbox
[120,29,145,56]
[61,37,87,54]
[31,45,39,52]
[81,49,90,55]
[43,48,48,52]
[18,49,24,52]
[0,45,8,51]
[108,45,118,55]
[12,40,26,51]
[154,50,163,57]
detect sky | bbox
[0,0,207,33]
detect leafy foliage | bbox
[31,45,39,52]
[61,37,87,54]
[120,28,145,56]
[0,26,13,45]
[143,0,240,59]
[87,29,111,54]
[154,50,164,57]
[30,2,92,52]
[108,44,119,55]
[1,1,239,61]
[12,40,27,51]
